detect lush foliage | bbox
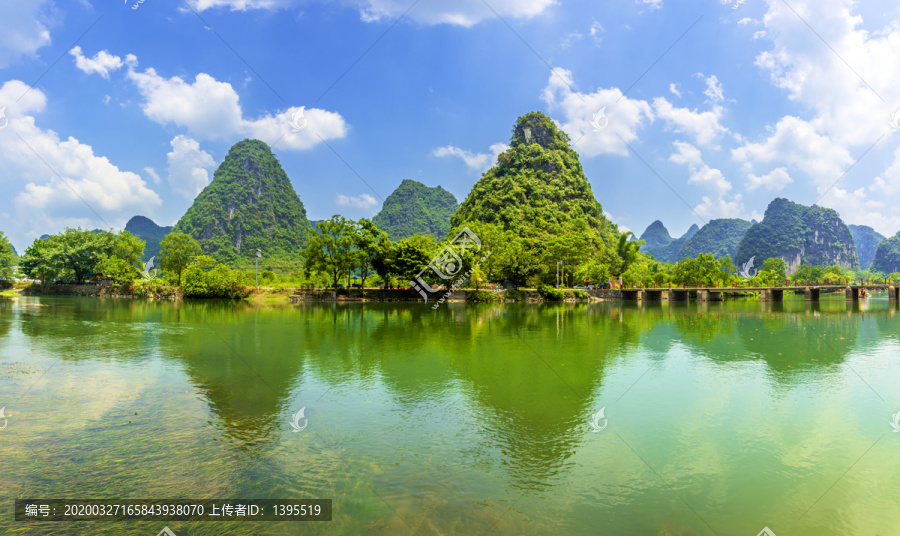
[303,216,364,289]
[125,216,173,262]
[173,139,313,264]
[871,232,900,274]
[160,232,203,285]
[670,253,736,287]
[735,198,859,271]
[847,224,885,270]
[0,231,16,281]
[181,255,251,299]
[451,112,620,248]
[678,218,752,260]
[372,179,458,241]
[133,278,178,298]
[537,284,565,301]
[467,289,499,302]
[20,228,144,284]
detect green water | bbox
[1,295,899,535]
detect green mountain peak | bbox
[451,111,618,245]
[172,139,312,263]
[372,179,458,241]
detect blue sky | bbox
[1,0,900,253]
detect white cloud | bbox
[688,165,731,195]
[668,141,737,218]
[731,116,853,189]
[433,143,508,173]
[143,167,161,185]
[653,97,727,147]
[187,0,556,25]
[669,140,703,167]
[754,0,898,147]
[669,83,682,98]
[560,32,584,49]
[166,136,216,199]
[0,1,52,68]
[69,47,133,79]
[590,21,604,38]
[669,141,731,195]
[0,81,161,247]
[695,194,744,219]
[697,73,724,102]
[185,0,293,11]
[126,66,348,150]
[639,0,662,10]
[730,0,900,236]
[541,67,653,157]
[336,193,379,211]
[359,0,555,26]
[747,167,792,191]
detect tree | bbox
[544,233,591,287]
[20,239,59,283]
[762,258,788,281]
[160,232,202,286]
[791,264,824,283]
[575,259,611,287]
[392,235,435,282]
[99,231,145,283]
[614,232,643,276]
[498,237,543,288]
[181,255,248,298]
[355,219,382,288]
[303,215,357,289]
[371,234,397,289]
[672,253,735,286]
[0,232,16,281]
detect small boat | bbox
[860,289,869,298]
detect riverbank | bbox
[22,283,180,299]
[19,284,598,303]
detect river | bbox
[0,295,898,535]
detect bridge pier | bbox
[697,290,723,301]
[890,286,899,301]
[641,289,664,301]
[759,289,784,302]
[668,289,689,302]
[804,287,820,301]
[621,289,642,301]
[845,286,859,301]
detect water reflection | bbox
[3,295,899,535]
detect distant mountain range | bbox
[125,216,172,262]
[640,198,879,273]
[871,232,900,274]
[848,225,884,270]
[372,179,458,241]
[680,219,752,261]
[638,221,699,263]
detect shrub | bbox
[573,289,590,299]
[537,284,565,301]
[260,270,276,285]
[182,260,251,299]
[134,278,177,298]
[504,288,526,301]
[467,289,498,302]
